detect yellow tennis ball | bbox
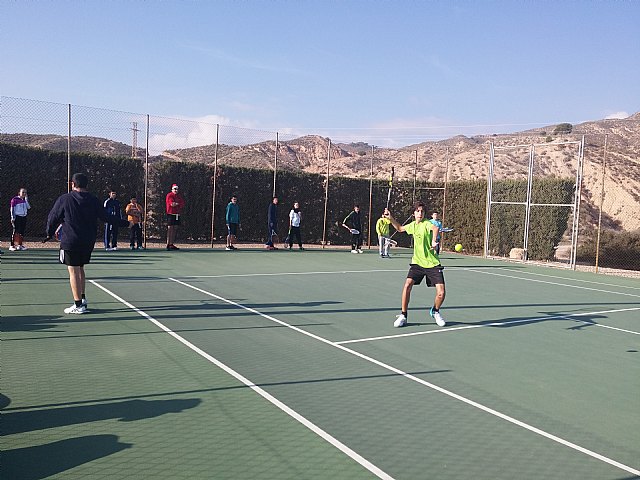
[454,243,463,252]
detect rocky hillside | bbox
[3,114,639,230]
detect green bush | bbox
[0,142,575,259]
[577,229,640,270]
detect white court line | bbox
[168,277,640,477]
[183,269,404,279]
[463,267,640,298]
[337,307,640,345]
[89,279,393,480]
[474,266,640,291]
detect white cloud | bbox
[604,111,629,120]
[147,114,265,154]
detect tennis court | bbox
[2,246,639,479]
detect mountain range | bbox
[2,113,639,230]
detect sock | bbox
[75,300,83,307]
[402,311,407,317]
[432,306,439,313]
[81,294,86,300]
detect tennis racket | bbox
[386,167,395,209]
[283,228,291,248]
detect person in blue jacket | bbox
[225,195,240,250]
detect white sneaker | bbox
[351,249,358,253]
[393,314,407,328]
[8,245,17,251]
[430,307,446,327]
[225,246,233,251]
[18,245,27,250]
[81,299,88,308]
[357,249,363,254]
[64,304,88,314]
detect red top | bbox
[166,191,185,214]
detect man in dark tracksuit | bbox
[103,190,122,250]
[46,173,130,314]
[265,196,279,250]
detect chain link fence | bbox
[1,96,638,275]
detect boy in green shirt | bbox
[375,210,392,258]
[386,202,446,328]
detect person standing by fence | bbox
[125,196,144,250]
[265,196,279,250]
[103,190,122,251]
[376,210,392,258]
[288,201,304,250]
[225,195,240,251]
[166,184,185,251]
[9,187,30,251]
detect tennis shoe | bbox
[351,249,358,254]
[430,307,446,327]
[225,246,233,251]
[18,245,27,250]
[393,314,407,328]
[357,249,363,254]
[64,304,87,314]
[9,245,17,251]
[81,299,88,308]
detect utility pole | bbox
[131,122,139,158]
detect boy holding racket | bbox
[342,204,363,253]
[386,202,446,328]
[376,210,392,258]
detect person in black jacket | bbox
[103,190,122,251]
[265,196,279,250]
[342,204,363,253]
[46,173,131,314]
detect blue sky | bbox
[2,0,639,146]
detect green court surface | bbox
[2,246,639,479]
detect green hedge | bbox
[577,229,640,270]
[1,142,576,262]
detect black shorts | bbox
[228,223,238,236]
[59,249,93,267]
[407,264,445,287]
[167,213,181,226]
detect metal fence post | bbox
[67,104,72,192]
[595,134,607,273]
[322,139,331,248]
[211,124,220,247]
[143,114,149,248]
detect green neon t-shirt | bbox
[404,220,440,268]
